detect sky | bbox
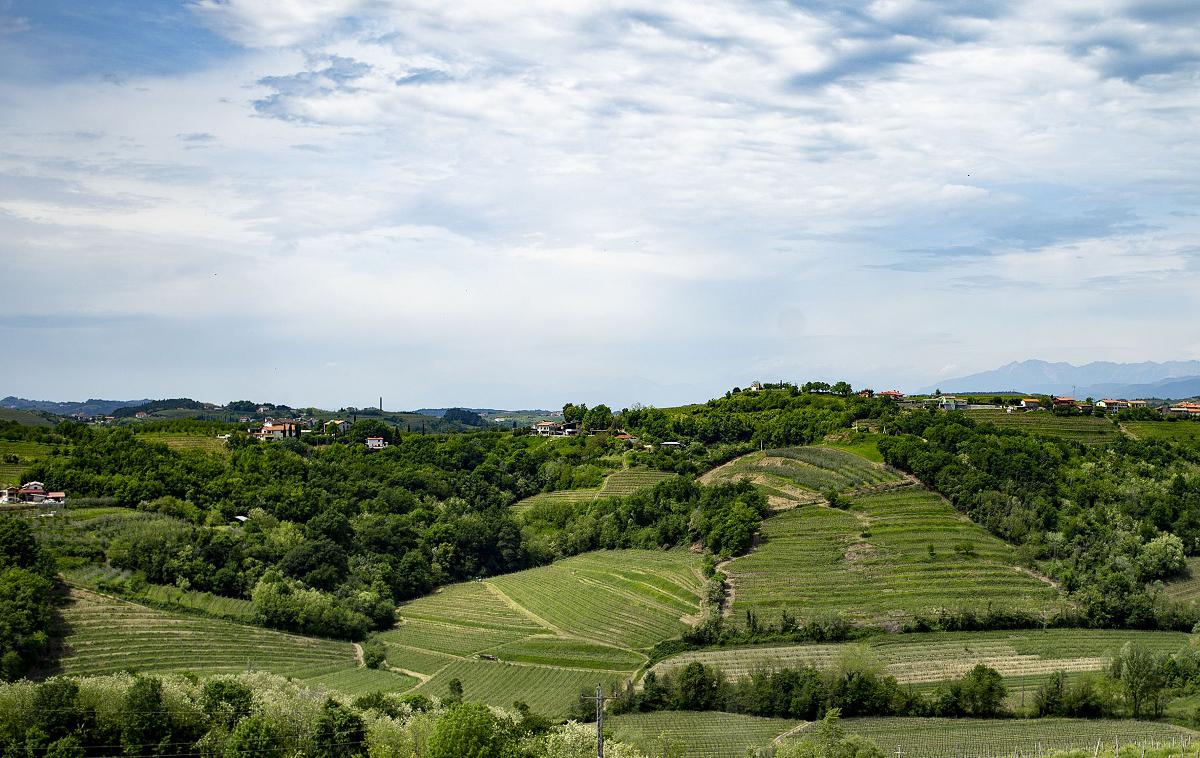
[2,0,1199,410]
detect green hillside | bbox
[1124,420,1200,442]
[608,711,804,757]
[726,488,1065,627]
[834,717,1196,758]
[701,445,904,508]
[381,549,704,716]
[965,409,1120,445]
[512,468,676,513]
[0,439,56,486]
[653,628,1190,708]
[56,588,365,683]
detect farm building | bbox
[533,421,561,436]
[1020,398,1040,409]
[877,390,905,401]
[1167,402,1200,418]
[3,481,63,504]
[1053,396,1076,409]
[324,419,350,434]
[366,436,389,450]
[256,420,303,440]
[938,396,968,411]
[1096,399,1130,412]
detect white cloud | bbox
[2,0,1200,405]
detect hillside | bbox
[653,628,1189,706]
[1,397,149,416]
[725,486,1065,628]
[381,549,705,715]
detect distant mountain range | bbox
[0,397,151,416]
[415,408,554,418]
[926,360,1200,399]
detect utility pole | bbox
[581,684,614,758]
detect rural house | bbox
[366,436,389,450]
[877,390,905,401]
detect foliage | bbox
[776,709,885,758]
[0,517,57,679]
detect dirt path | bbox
[774,721,813,744]
[482,582,567,637]
[387,664,433,683]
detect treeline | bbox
[0,672,653,758]
[621,386,893,449]
[0,518,57,680]
[878,411,1200,630]
[602,660,1008,721]
[522,478,767,559]
[607,640,1200,725]
[113,398,207,417]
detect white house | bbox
[366,436,389,450]
[325,419,350,434]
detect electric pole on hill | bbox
[581,684,613,758]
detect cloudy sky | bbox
[2,1,1199,409]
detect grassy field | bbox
[512,468,676,513]
[726,488,1065,628]
[965,409,1120,445]
[55,588,359,682]
[653,629,1190,708]
[381,550,704,716]
[607,711,804,758]
[835,717,1197,758]
[0,439,56,485]
[1124,421,1200,443]
[137,432,229,454]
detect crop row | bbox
[301,667,419,695]
[965,410,1119,444]
[58,590,352,679]
[397,581,543,632]
[487,551,703,650]
[599,469,676,495]
[653,629,1190,684]
[413,658,626,717]
[836,717,1196,758]
[491,636,645,671]
[607,712,804,758]
[728,490,1062,625]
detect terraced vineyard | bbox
[381,550,704,716]
[700,446,903,509]
[727,488,1065,627]
[834,717,1197,758]
[607,711,804,758]
[1164,557,1200,603]
[965,409,1120,445]
[137,432,229,454]
[56,588,357,681]
[1124,421,1200,442]
[0,439,56,485]
[63,564,257,622]
[512,468,676,513]
[653,629,1189,705]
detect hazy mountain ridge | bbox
[928,360,1200,399]
[0,396,151,416]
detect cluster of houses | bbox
[0,481,65,505]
